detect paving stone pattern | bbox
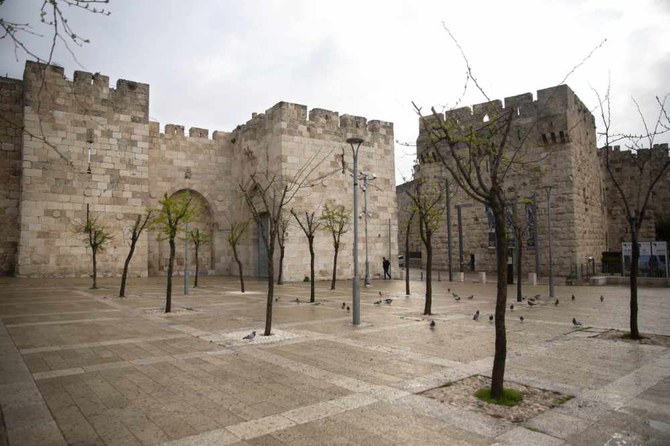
[0,275,668,445]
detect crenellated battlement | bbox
[236,101,392,136]
[599,143,670,161]
[424,85,591,123]
[419,84,595,144]
[23,61,149,121]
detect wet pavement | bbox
[0,274,668,445]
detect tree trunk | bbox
[629,229,641,339]
[331,245,339,290]
[405,217,412,296]
[277,245,286,285]
[490,201,508,400]
[194,243,199,288]
[516,235,523,302]
[166,238,175,313]
[232,244,245,293]
[92,247,98,289]
[424,241,432,315]
[264,248,274,336]
[309,237,315,303]
[119,238,137,297]
[277,245,285,285]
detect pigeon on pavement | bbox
[572,317,583,326]
[554,299,559,306]
[600,295,604,302]
[473,310,480,321]
[489,314,493,322]
[467,295,474,300]
[243,331,256,340]
[572,294,575,301]
[510,304,514,311]
[519,316,524,322]
[429,320,436,329]
[342,302,346,309]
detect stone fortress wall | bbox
[0,62,398,280]
[599,143,670,251]
[410,85,607,278]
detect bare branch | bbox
[557,38,607,85]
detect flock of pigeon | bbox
[427,290,605,330]
[242,288,604,340]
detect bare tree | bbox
[413,22,593,399]
[1,0,111,65]
[320,204,350,290]
[291,208,322,302]
[153,192,194,313]
[239,150,326,336]
[0,1,112,164]
[400,207,416,297]
[119,209,153,297]
[404,177,444,315]
[226,219,250,293]
[190,228,210,288]
[77,205,113,289]
[276,211,290,285]
[595,89,670,339]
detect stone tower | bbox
[412,85,606,278]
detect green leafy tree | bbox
[291,208,322,302]
[119,209,153,297]
[153,192,195,313]
[189,228,210,287]
[320,204,350,290]
[404,178,444,315]
[78,205,113,289]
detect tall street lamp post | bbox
[445,179,453,281]
[184,217,190,295]
[544,186,555,298]
[456,203,473,272]
[532,193,540,277]
[361,172,376,286]
[347,137,364,325]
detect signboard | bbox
[651,241,668,278]
[621,241,668,278]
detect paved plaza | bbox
[0,274,669,445]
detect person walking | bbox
[382,257,391,279]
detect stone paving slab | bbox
[0,275,668,445]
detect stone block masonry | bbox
[0,77,23,275]
[0,62,398,280]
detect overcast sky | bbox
[2,0,669,184]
